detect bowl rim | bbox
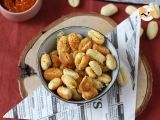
[0,0,41,15]
[36,26,120,104]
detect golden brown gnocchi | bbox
[41,54,52,70]
[48,78,63,91]
[92,79,104,90]
[98,73,112,85]
[78,37,92,52]
[61,75,77,89]
[106,54,117,70]
[68,33,80,51]
[82,87,98,100]
[75,52,90,70]
[57,36,71,55]
[57,86,72,100]
[63,68,79,79]
[79,76,93,92]
[89,61,102,76]
[50,54,61,67]
[44,68,63,81]
[40,30,117,101]
[59,52,74,68]
[93,44,110,56]
[85,67,96,78]
[88,30,104,45]
[86,49,105,64]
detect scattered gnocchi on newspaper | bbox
[40,30,117,100]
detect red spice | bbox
[1,0,37,12]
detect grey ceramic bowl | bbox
[37,26,119,104]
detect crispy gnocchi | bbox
[57,86,72,100]
[86,49,105,64]
[41,54,52,70]
[40,30,117,101]
[61,75,77,89]
[106,54,117,70]
[85,67,96,78]
[79,37,92,52]
[68,33,80,51]
[48,78,62,91]
[88,30,105,45]
[44,68,63,81]
[89,61,102,76]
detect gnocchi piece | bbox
[75,52,85,66]
[68,0,80,8]
[106,54,117,70]
[82,87,98,100]
[75,52,90,70]
[61,75,77,89]
[44,68,63,81]
[57,36,70,55]
[63,68,79,79]
[57,86,72,100]
[79,55,90,70]
[68,33,80,51]
[125,5,137,15]
[86,49,105,64]
[50,54,61,67]
[118,68,128,86]
[78,37,92,52]
[59,53,74,68]
[93,44,110,56]
[89,61,102,76]
[88,30,105,45]
[79,76,93,92]
[146,21,158,40]
[71,89,82,100]
[92,79,104,90]
[100,4,118,16]
[98,74,111,85]
[48,78,63,91]
[41,53,52,70]
[85,67,96,78]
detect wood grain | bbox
[17,12,152,117]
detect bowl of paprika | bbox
[0,0,42,22]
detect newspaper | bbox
[3,11,141,120]
[98,0,160,5]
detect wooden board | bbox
[18,12,153,117]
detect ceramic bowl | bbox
[0,0,42,22]
[37,26,120,104]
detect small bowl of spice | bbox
[0,0,42,22]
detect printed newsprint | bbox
[98,0,160,5]
[3,11,141,120]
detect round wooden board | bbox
[18,12,153,117]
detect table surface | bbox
[0,0,160,120]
